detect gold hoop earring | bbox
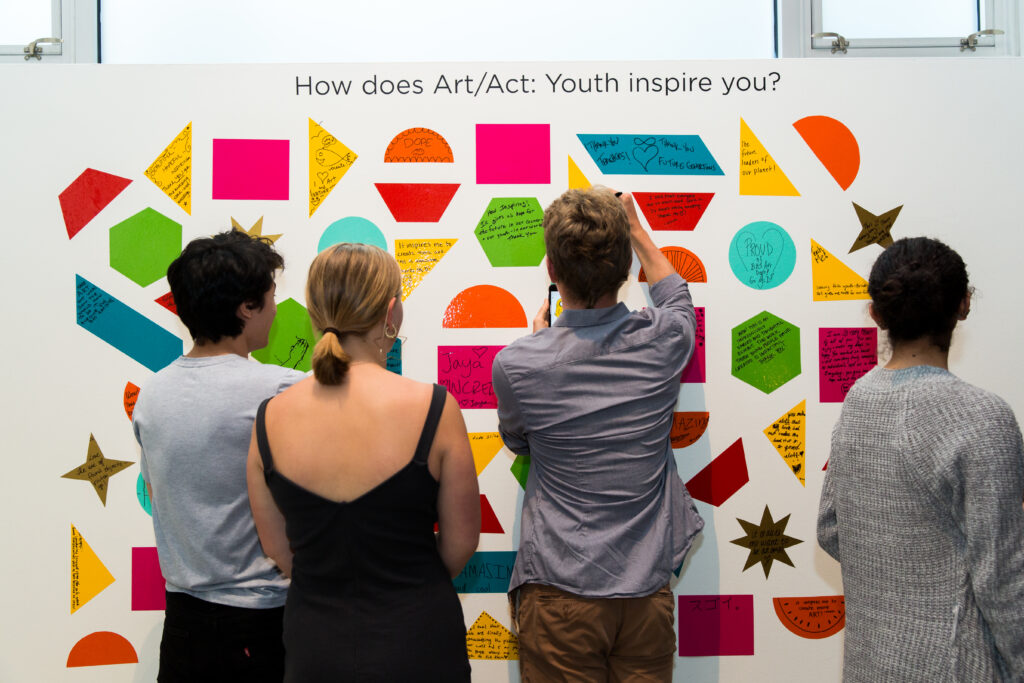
[384,323,398,339]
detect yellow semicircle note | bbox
[739,119,799,197]
[811,240,869,301]
[568,155,591,190]
[309,118,358,217]
[71,524,115,614]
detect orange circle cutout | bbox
[773,596,846,639]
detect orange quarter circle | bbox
[443,285,527,328]
[384,127,454,163]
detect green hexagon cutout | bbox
[109,208,182,287]
[474,198,546,267]
[252,298,315,372]
[731,311,800,394]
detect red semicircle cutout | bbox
[443,285,527,328]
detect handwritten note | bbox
[739,119,799,196]
[730,506,803,578]
[61,434,134,505]
[136,473,152,516]
[384,127,453,163]
[729,221,796,290]
[476,124,549,184]
[70,524,114,614]
[639,247,707,283]
[671,412,710,449]
[145,122,192,214]
[633,192,713,231]
[251,298,315,372]
[681,307,706,383]
[453,551,517,593]
[819,328,877,402]
[677,595,754,656]
[395,238,457,300]
[437,346,503,409]
[850,202,901,252]
[763,400,806,485]
[123,382,139,421]
[309,119,357,216]
[731,311,801,394]
[577,134,723,176]
[811,240,869,301]
[468,432,504,475]
[474,198,545,267]
[466,611,519,660]
[386,338,402,376]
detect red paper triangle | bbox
[155,291,178,315]
[59,169,132,239]
[633,192,713,231]
[375,183,459,222]
[479,494,504,534]
[685,438,749,506]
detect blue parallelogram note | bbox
[76,274,182,372]
[577,134,723,176]
[452,551,517,594]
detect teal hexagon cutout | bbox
[474,198,546,267]
[731,311,800,394]
[252,298,315,372]
[109,208,182,287]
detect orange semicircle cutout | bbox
[639,247,707,283]
[443,285,527,328]
[67,631,139,667]
[384,127,454,163]
[671,412,710,449]
[793,116,860,191]
[773,596,846,639]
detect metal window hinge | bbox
[811,32,849,54]
[960,29,1004,51]
[24,37,62,60]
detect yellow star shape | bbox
[231,216,282,245]
[849,202,902,253]
[61,434,134,506]
[730,505,803,578]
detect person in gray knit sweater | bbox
[818,237,1024,682]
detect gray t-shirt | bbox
[133,354,304,608]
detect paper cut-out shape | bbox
[70,524,115,614]
[212,138,289,200]
[468,432,504,475]
[685,439,749,506]
[59,169,132,239]
[318,217,387,253]
[739,119,799,196]
[131,547,165,611]
[577,134,723,176]
[309,119,357,216]
[671,412,710,449]
[375,183,459,222]
[251,298,315,373]
[66,631,138,668]
[638,247,707,283]
[438,345,502,409]
[793,116,859,191]
[109,208,182,287]
[773,595,846,639]
[136,473,152,516]
[443,286,527,328]
[145,122,192,215]
[819,328,877,403]
[850,202,902,252]
[731,311,801,394]
[386,338,402,376]
[384,127,454,163]
[232,216,281,244]
[731,505,803,578]
[480,495,504,534]
[154,291,177,315]
[764,401,806,485]
[466,611,519,660]
[511,454,530,490]
[633,192,713,231]
[453,551,517,593]
[123,382,139,421]
[811,240,869,301]
[62,434,134,505]
[729,221,796,290]
[681,307,706,383]
[395,238,457,300]
[477,124,550,184]
[568,155,591,189]
[76,275,183,372]
[475,198,546,267]
[677,595,754,656]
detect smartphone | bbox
[547,284,563,325]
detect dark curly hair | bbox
[867,237,969,352]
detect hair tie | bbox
[323,327,343,337]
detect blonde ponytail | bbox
[311,327,351,385]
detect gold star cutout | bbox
[61,434,134,506]
[849,202,902,253]
[231,216,282,244]
[730,505,803,578]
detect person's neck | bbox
[885,337,949,370]
[186,335,250,359]
[340,330,390,369]
[560,291,618,310]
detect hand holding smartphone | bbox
[547,284,563,325]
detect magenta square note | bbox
[678,594,754,656]
[437,345,503,409]
[131,546,166,611]
[212,138,290,200]
[476,124,550,184]
[819,327,877,403]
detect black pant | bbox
[158,591,285,683]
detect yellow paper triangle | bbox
[70,524,115,614]
[568,155,591,190]
[466,611,520,660]
[145,122,192,215]
[468,433,504,476]
[811,240,869,301]
[309,118,358,217]
[739,119,799,197]
[763,400,806,486]
[395,239,457,300]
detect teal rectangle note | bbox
[452,551,517,593]
[76,275,182,372]
[577,134,723,175]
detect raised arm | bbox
[246,425,293,578]
[434,392,481,577]
[619,191,675,286]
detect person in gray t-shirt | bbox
[133,230,303,682]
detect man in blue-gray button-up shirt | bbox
[493,187,704,682]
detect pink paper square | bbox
[212,139,290,200]
[681,307,705,383]
[131,546,166,611]
[819,327,877,403]
[678,594,754,656]
[438,345,503,409]
[476,124,550,184]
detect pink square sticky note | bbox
[212,139,290,200]
[131,546,165,611]
[681,307,705,383]
[678,594,754,656]
[438,345,503,409]
[476,124,550,184]
[819,327,877,403]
